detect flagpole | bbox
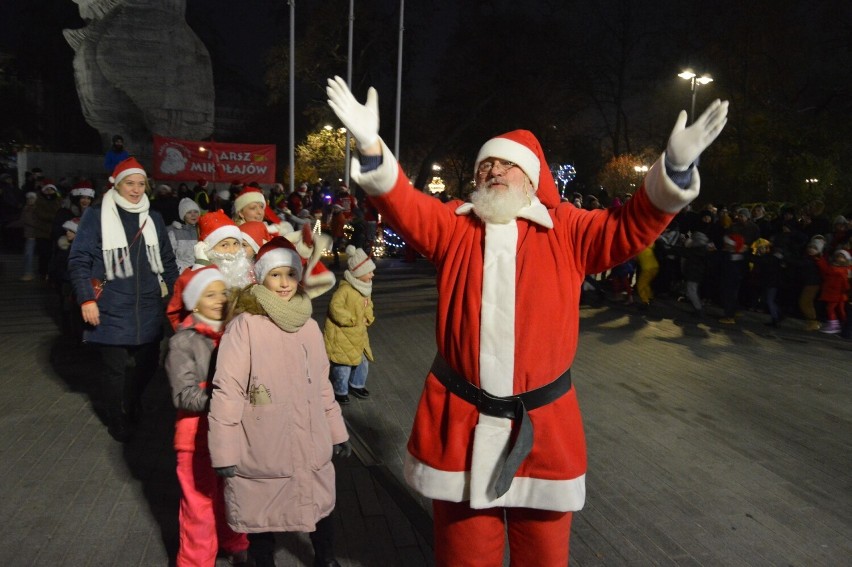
[394,0,405,158]
[344,0,354,188]
[288,0,295,193]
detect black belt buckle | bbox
[476,388,521,420]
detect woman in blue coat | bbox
[69,157,178,442]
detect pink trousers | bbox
[175,449,248,567]
[433,500,573,566]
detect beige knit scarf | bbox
[344,270,372,297]
[251,285,312,332]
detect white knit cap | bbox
[346,245,375,278]
[254,237,303,282]
[181,265,226,311]
[178,197,200,220]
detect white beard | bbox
[469,179,529,224]
[208,249,254,289]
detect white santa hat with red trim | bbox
[109,157,147,186]
[474,129,560,208]
[197,210,241,249]
[233,187,266,214]
[70,180,95,199]
[181,265,226,311]
[254,237,303,282]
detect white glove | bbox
[193,241,210,263]
[666,99,729,171]
[326,76,379,150]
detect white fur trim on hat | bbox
[178,197,200,220]
[71,187,96,198]
[204,225,242,249]
[110,167,146,187]
[62,219,79,233]
[234,190,266,214]
[475,138,540,189]
[254,247,303,283]
[181,266,225,311]
[346,245,375,277]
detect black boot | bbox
[310,516,340,567]
[248,532,276,567]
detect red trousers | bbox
[433,500,573,567]
[175,449,248,567]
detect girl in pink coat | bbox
[208,237,350,567]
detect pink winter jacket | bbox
[208,304,348,533]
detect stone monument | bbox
[63,0,215,157]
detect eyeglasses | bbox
[477,158,518,175]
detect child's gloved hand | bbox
[214,465,237,477]
[333,441,352,458]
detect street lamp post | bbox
[678,70,713,124]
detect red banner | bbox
[152,136,276,184]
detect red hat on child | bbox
[198,210,241,248]
[239,221,270,253]
[254,237,303,282]
[166,265,226,330]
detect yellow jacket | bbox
[323,280,374,365]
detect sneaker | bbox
[803,320,821,331]
[349,387,370,399]
[820,320,840,334]
[718,317,737,325]
[334,394,350,405]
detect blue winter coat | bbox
[68,204,178,345]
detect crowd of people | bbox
[0,101,847,565]
[0,154,385,567]
[583,197,851,337]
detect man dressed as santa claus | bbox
[326,76,728,565]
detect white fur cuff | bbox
[643,153,701,214]
[350,139,399,196]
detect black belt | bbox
[430,354,572,497]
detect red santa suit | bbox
[352,130,701,563]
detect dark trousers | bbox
[720,258,745,317]
[98,342,160,423]
[248,514,336,564]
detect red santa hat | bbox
[723,234,746,253]
[70,180,95,199]
[282,224,336,298]
[109,157,147,186]
[198,210,241,249]
[474,129,560,208]
[239,221,270,253]
[264,204,283,224]
[254,237,303,282]
[166,265,226,330]
[62,217,80,233]
[41,180,59,195]
[182,265,226,311]
[233,187,266,214]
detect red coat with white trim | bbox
[359,145,692,512]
